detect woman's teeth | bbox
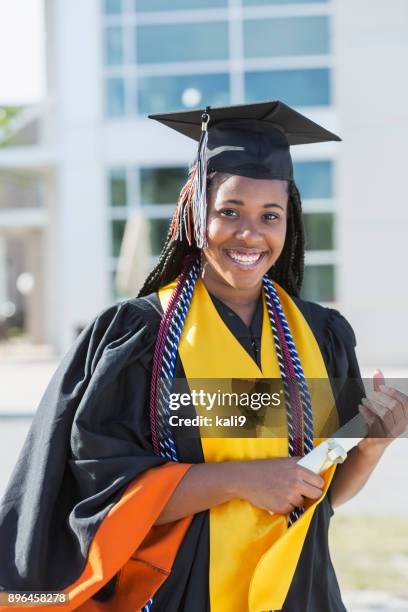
[225,250,263,265]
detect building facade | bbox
[0,0,407,369]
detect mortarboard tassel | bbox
[191,108,210,248]
[170,108,210,248]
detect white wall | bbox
[335,0,408,369]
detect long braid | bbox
[138,168,306,298]
[268,181,305,297]
[138,169,200,298]
[138,233,198,299]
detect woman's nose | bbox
[235,221,263,242]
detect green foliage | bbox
[0,106,20,126]
[0,106,22,146]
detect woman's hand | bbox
[237,457,324,514]
[358,369,408,455]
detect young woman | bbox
[0,101,407,612]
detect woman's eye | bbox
[263,213,279,222]
[218,209,280,221]
[220,208,239,217]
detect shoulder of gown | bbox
[291,296,360,377]
[292,296,365,426]
[65,294,163,374]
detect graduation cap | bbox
[149,100,341,248]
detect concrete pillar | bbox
[50,0,109,353]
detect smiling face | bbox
[201,173,289,294]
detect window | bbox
[140,167,187,204]
[302,265,335,302]
[294,161,336,301]
[102,1,332,119]
[244,17,329,58]
[135,22,229,64]
[293,161,332,199]
[138,73,230,115]
[105,77,126,117]
[149,218,172,256]
[104,26,124,66]
[303,213,334,250]
[102,0,123,15]
[135,0,227,11]
[111,220,127,257]
[108,167,187,297]
[109,169,127,207]
[245,68,330,106]
[140,167,187,256]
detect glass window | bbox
[150,218,172,255]
[109,169,127,207]
[111,219,127,257]
[141,167,187,204]
[105,77,126,117]
[302,264,334,302]
[136,22,229,64]
[243,0,327,5]
[104,26,124,66]
[135,0,227,11]
[103,0,123,15]
[245,68,330,107]
[303,213,334,250]
[138,73,230,115]
[293,161,333,199]
[244,17,329,58]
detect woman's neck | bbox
[201,268,262,327]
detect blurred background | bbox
[0,1,407,609]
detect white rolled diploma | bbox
[267,436,363,516]
[297,436,363,473]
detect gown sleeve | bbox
[321,308,366,427]
[316,307,366,518]
[0,299,193,611]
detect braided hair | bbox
[138,166,306,298]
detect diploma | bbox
[299,413,368,474]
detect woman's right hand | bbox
[154,458,325,525]
[235,458,325,514]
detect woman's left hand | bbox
[358,369,408,454]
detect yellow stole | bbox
[158,277,338,612]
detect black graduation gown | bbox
[0,290,364,611]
